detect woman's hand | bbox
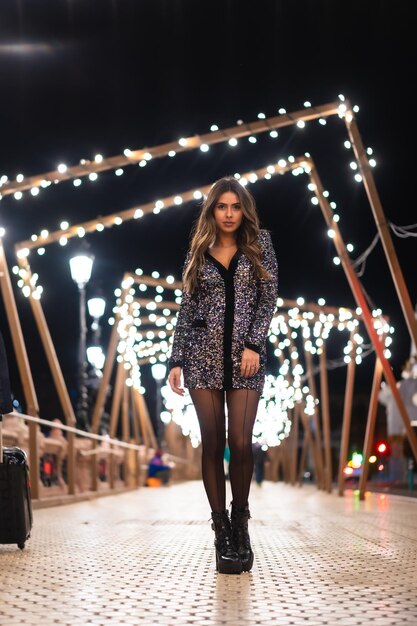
[240,347,260,378]
[168,366,185,396]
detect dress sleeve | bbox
[244,230,278,354]
[168,251,196,370]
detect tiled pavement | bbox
[1,480,417,625]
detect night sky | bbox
[0,1,416,442]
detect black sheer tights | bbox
[189,389,260,512]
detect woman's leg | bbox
[226,388,260,572]
[189,389,226,512]
[226,389,260,508]
[190,389,242,574]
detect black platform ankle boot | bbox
[211,510,242,575]
[231,503,254,572]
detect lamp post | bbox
[86,346,106,371]
[87,296,106,345]
[87,294,108,433]
[151,362,167,447]
[69,250,94,431]
[87,295,106,372]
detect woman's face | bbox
[213,191,243,237]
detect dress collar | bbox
[205,249,242,278]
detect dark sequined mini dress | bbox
[168,229,278,394]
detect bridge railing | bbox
[1,411,157,503]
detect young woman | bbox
[168,176,278,574]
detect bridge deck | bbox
[1,480,416,625]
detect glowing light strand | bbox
[0,101,342,197]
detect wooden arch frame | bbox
[2,97,415,353]
[0,100,416,499]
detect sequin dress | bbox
[168,229,278,394]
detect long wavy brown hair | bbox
[183,176,271,294]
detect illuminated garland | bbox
[3,95,376,287]
[12,153,371,319]
[106,272,392,447]
[0,96,362,200]
[2,95,399,450]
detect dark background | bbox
[0,1,416,448]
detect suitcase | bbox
[0,414,33,549]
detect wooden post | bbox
[283,439,291,483]
[91,439,98,492]
[319,343,333,493]
[130,386,140,443]
[272,446,279,482]
[266,444,278,482]
[109,443,115,490]
[0,241,39,415]
[130,387,141,487]
[276,351,300,483]
[280,338,324,489]
[309,160,417,464]
[289,406,299,485]
[298,421,308,486]
[121,377,130,442]
[134,443,140,488]
[28,420,39,499]
[304,348,326,489]
[67,431,76,495]
[136,391,157,449]
[23,268,76,427]
[345,114,417,352]
[338,338,357,496]
[122,381,130,486]
[311,424,325,489]
[134,388,149,449]
[298,411,315,486]
[358,358,384,500]
[91,314,120,434]
[109,361,124,438]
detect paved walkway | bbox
[1,480,417,625]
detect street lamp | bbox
[87,293,108,433]
[87,295,106,371]
[69,250,94,431]
[87,296,106,344]
[151,362,167,447]
[86,346,106,371]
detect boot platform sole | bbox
[216,552,242,575]
[241,552,254,572]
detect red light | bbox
[377,442,387,454]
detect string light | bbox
[12,156,394,394]
[12,152,385,364]
[6,98,397,452]
[0,97,375,215]
[97,268,383,448]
